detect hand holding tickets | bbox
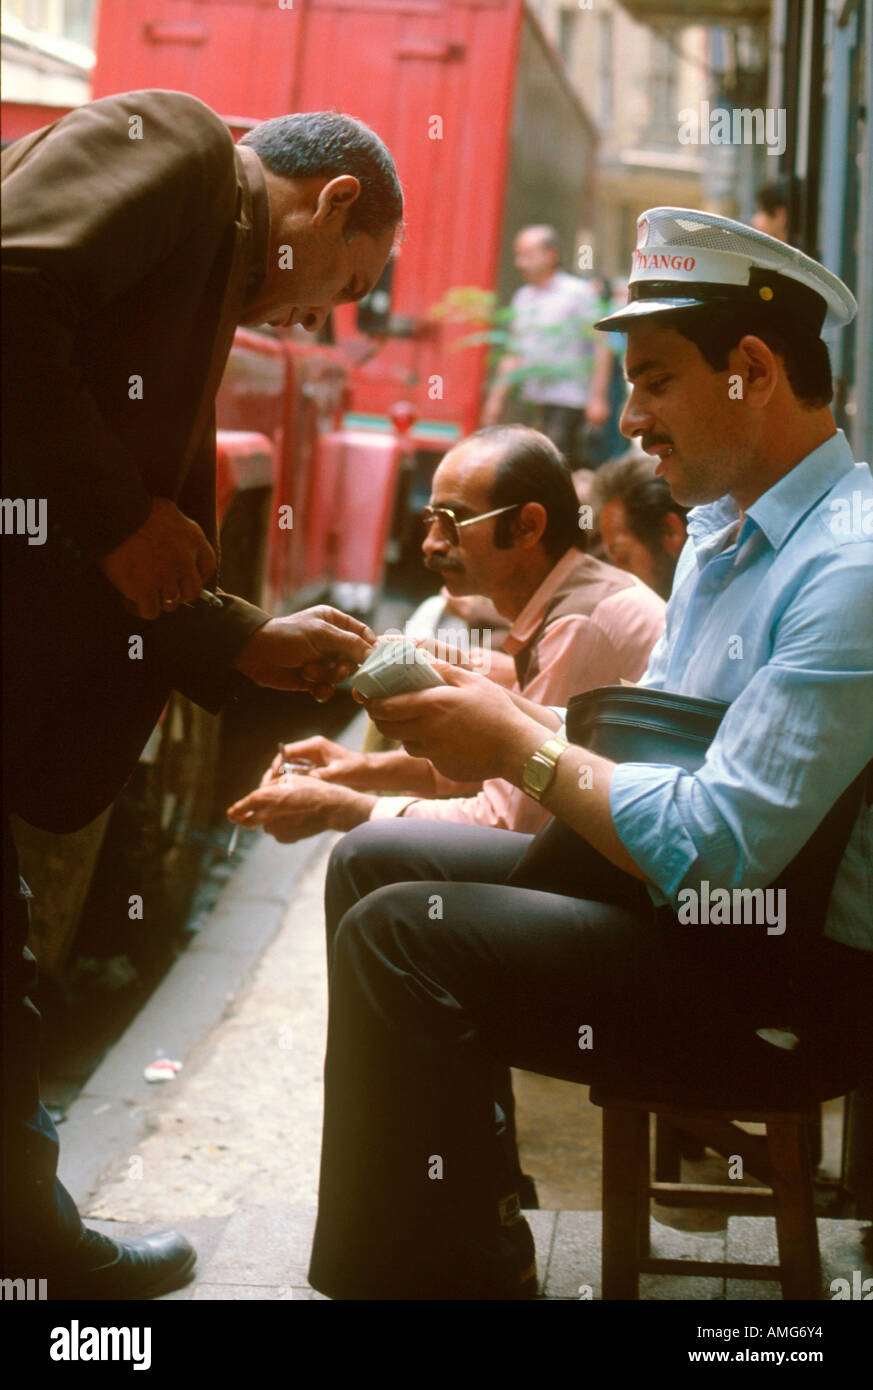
[351,638,446,699]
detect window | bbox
[649,30,679,136]
[598,13,614,128]
[4,0,95,47]
[558,6,577,67]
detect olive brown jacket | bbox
[2,90,273,831]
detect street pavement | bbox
[54,713,872,1301]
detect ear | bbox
[733,334,780,408]
[660,511,687,559]
[313,175,361,228]
[511,501,547,549]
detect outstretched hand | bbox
[259,735,372,789]
[360,659,544,784]
[227,772,374,843]
[234,606,376,701]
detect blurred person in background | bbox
[751,181,789,242]
[481,226,613,466]
[586,276,630,466]
[590,450,688,600]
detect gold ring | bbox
[161,597,178,609]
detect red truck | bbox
[90,0,596,590]
[3,0,596,974]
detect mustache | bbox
[425,557,465,573]
[641,434,674,451]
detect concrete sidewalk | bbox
[56,766,871,1301]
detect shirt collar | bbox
[745,430,857,550]
[686,430,857,560]
[234,143,270,304]
[503,549,583,655]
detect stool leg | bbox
[655,1116,682,1182]
[766,1120,821,1300]
[639,1115,652,1258]
[809,1104,823,1170]
[601,1106,649,1299]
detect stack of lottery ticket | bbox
[351,638,445,699]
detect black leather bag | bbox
[506,684,864,935]
[563,684,728,768]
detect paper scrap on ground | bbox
[144,1058,184,1083]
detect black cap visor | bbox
[594,296,709,331]
[595,270,827,334]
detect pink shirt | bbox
[371,549,666,834]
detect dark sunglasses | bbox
[422,503,521,546]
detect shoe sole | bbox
[129,1248,198,1300]
[52,1249,198,1301]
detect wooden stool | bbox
[590,1087,822,1300]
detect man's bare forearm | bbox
[494,713,648,882]
[506,690,563,729]
[357,748,440,795]
[590,342,613,396]
[483,355,521,419]
[495,354,521,385]
[329,790,378,831]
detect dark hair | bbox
[659,304,833,409]
[240,111,403,239]
[590,451,687,552]
[470,425,584,559]
[755,180,788,215]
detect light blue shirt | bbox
[607,430,873,950]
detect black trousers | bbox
[1,813,83,1275]
[521,403,585,468]
[309,819,873,1300]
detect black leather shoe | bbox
[48,1227,196,1300]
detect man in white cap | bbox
[307,209,872,1300]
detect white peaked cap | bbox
[595,207,857,334]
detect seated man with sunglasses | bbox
[228,425,665,844]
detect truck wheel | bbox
[140,692,222,933]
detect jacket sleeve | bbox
[146,588,271,714]
[1,90,239,564]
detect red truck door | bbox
[91,0,524,438]
[93,0,302,122]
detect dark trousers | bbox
[522,403,585,468]
[1,813,83,1275]
[309,819,873,1300]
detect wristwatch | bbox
[521,736,569,803]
